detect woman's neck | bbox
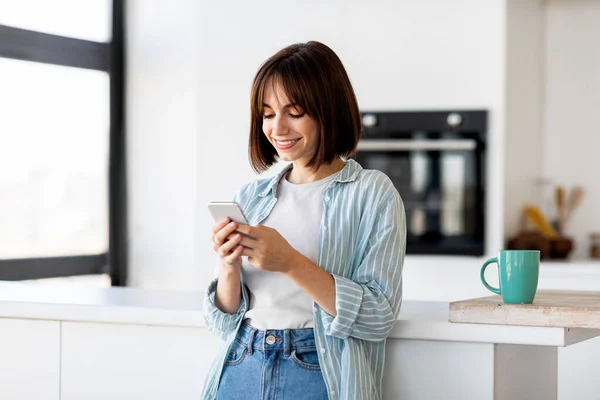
[286,158,345,184]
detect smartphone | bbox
[207,201,249,225]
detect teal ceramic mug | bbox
[480,250,540,304]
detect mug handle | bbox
[480,257,501,295]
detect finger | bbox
[238,236,256,249]
[217,233,242,258]
[213,239,239,255]
[235,224,258,240]
[214,221,238,245]
[234,224,251,235]
[223,244,244,264]
[211,219,231,243]
[240,246,254,257]
[217,234,240,258]
[225,232,243,242]
[211,218,231,235]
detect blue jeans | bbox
[216,322,329,400]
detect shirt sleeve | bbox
[322,188,406,342]
[203,271,247,341]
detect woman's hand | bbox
[235,225,299,273]
[211,218,244,270]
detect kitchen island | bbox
[0,281,598,400]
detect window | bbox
[0,1,126,285]
[0,0,112,42]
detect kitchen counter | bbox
[0,281,595,346]
[1,280,599,399]
[0,281,205,327]
[450,290,600,329]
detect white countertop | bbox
[0,281,597,347]
[0,281,205,328]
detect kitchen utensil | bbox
[523,205,558,238]
[555,186,565,234]
[564,186,585,228]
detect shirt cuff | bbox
[323,274,364,340]
[203,277,246,335]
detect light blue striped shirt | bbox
[201,159,406,400]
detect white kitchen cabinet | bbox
[60,322,221,400]
[0,318,60,400]
[558,336,600,400]
[384,339,495,399]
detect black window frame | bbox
[0,0,127,286]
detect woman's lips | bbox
[274,138,300,150]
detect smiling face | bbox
[248,42,361,174]
[261,79,320,167]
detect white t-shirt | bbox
[242,171,337,330]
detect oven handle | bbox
[356,139,477,151]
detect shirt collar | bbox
[258,158,362,198]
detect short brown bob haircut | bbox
[249,41,361,173]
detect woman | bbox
[202,41,406,400]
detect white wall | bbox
[127,0,507,291]
[503,0,545,240]
[543,0,600,259]
[127,0,199,289]
[501,0,600,259]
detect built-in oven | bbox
[355,110,487,256]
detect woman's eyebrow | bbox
[262,103,297,110]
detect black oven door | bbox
[355,134,485,256]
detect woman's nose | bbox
[272,116,289,135]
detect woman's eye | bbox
[289,113,305,119]
[263,114,275,120]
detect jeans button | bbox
[266,335,276,345]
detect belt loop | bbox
[284,329,291,357]
[247,327,256,355]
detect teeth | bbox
[276,139,299,145]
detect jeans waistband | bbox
[236,321,316,357]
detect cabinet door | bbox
[383,339,495,399]
[559,336,600,400]
[61,322,222,400]
[0,318,60,400]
